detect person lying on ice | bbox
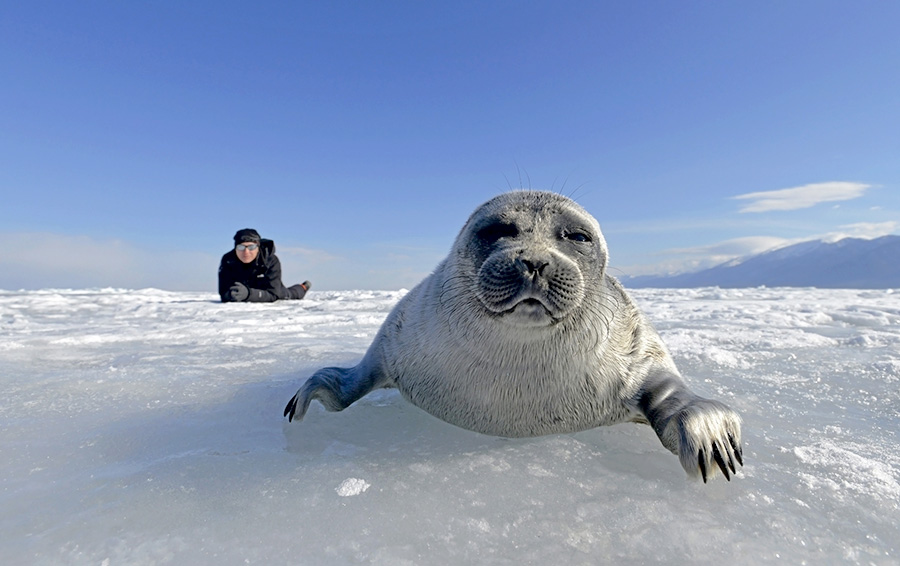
[218,228,311,303]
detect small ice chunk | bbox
[336,478,370,497]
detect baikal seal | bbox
[285,190,743,482]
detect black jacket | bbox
[218,239,290,302]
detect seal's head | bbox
[453,191,609,328]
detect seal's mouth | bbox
[513,298,548,311]
[500,297,556,327]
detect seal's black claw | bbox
[699,448,708,483]
[728,433,744,468]
[284,397,296,421]
[713,443,731,481]
[724,439,737,474]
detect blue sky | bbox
[2,1,898,291]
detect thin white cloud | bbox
[665,236,790,258]
[733,182,871,213]
[618,236,790,276]
[276,246,343,265]
[820,221,899,243]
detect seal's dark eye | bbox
[565,231,592,243]
[477,223,519,243]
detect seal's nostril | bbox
[519,258,549,275]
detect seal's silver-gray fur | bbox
[285,191,743,482]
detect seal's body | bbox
[285,191,743,482]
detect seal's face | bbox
[460,192,608,328]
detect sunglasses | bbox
[236,243,259,252]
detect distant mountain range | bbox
[623,235,900,289]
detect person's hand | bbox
[229,283,249,302]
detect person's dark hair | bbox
[234,228,261,245]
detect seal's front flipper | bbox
[636,372,743,482]
[284,364,390,422]
[283,367,356,421]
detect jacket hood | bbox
[248,238,276,262]
[259,238,275,257]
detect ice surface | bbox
[1,287,898,564]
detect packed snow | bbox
[2,287,898,564]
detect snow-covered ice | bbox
[1,287,898,564]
